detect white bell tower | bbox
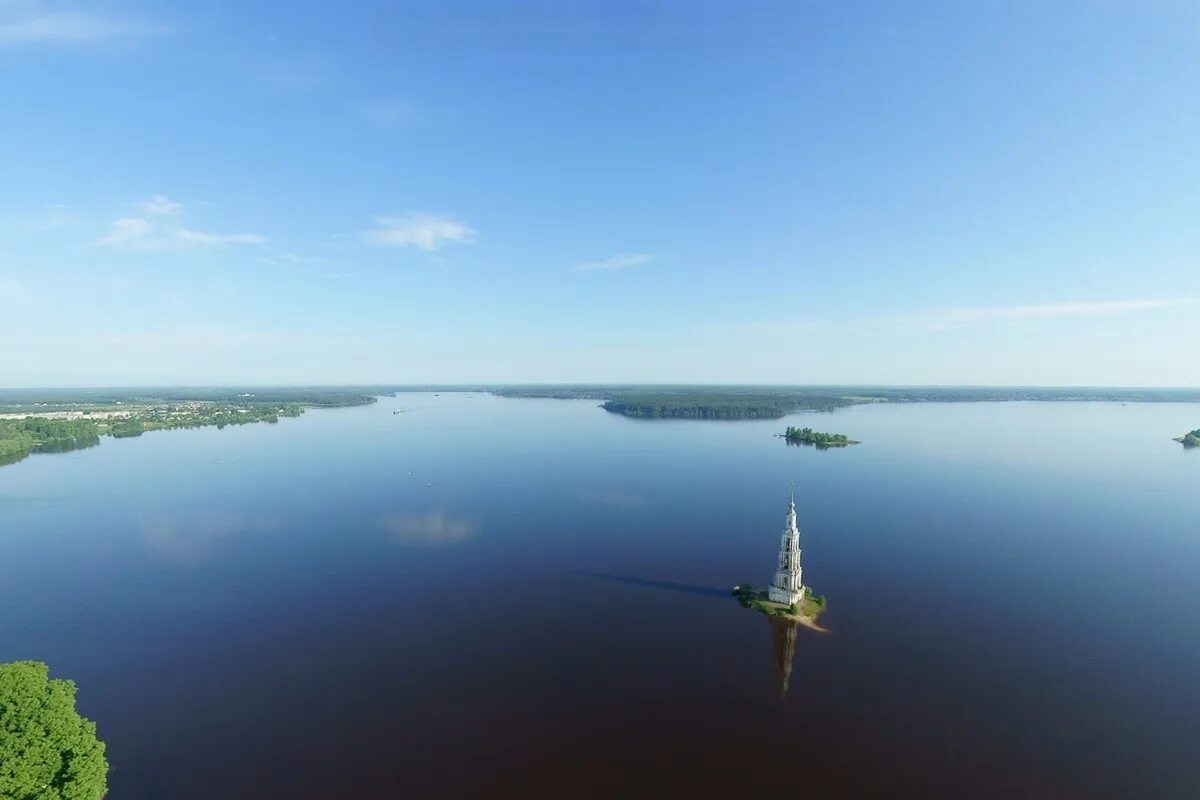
[767,488,804,606]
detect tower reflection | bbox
[768,617,798,702]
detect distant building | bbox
[767,491,805,606]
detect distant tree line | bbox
[602,393,852,420]
[0,387,380,409]
[473,385,1200,405]
[108,403,303,438]
[0,418,101,465]
[1,402,309,467]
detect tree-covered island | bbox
[1175,428,1200,447]
[782,426,860,448]
[601,392,853,420]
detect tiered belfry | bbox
[767,489,805,606]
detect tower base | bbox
[768,585,803,606]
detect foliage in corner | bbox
[0,661,108,800]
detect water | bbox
[2,394,1198,798]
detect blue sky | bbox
[2,0,1197,386]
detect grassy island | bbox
[732,584,828,631]
[782,426,859,448]
[1175,428,1200,447]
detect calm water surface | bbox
[2,394,1198,798]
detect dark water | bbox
[2,394,1198,798]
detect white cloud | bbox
[98,219,264,251]
[175,228,265,246]
[0,10,162,44]
[139,194,181,215]
[97,217,153,247]
[359,100,420,129]
[901,298,1198,331]
[95,196,265,250]
[256,252,340,269]
[731,298,1198,338]
[571,253,654,272]
[364,213,475,250]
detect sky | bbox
[1,0,1198,387]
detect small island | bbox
[733,583,828,631]
[1174,428,1200,448]
[782,426,859,448]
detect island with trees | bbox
[1175,428,1200,448]
[782,426,859,448]
[732,584,828,631]
[0,661,108,800]
[601,392,853,420]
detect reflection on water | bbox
[381,510,477,542]
[769,618,798,701]
[1,435,101,466]
[574,489,650,510]
[784,439,849,451]
[35,436,101,455]
[141,516,281,564]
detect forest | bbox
[0,418,101,465]
[0,393,374,468]
[601,393,851,419]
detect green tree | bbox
[0,661,108,800]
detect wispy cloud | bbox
[901,298,1198,331]
[3,203,73,234]
[139,194,181,215]
[175,228,265,246]
[97,197,265,251]
[359,100,421,130]
[571,253,654,272]
[733,297,1198,338]
[364,213,475,250]
[256,252,340,269]
[0,9,163,44]
[97,217,153,247]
